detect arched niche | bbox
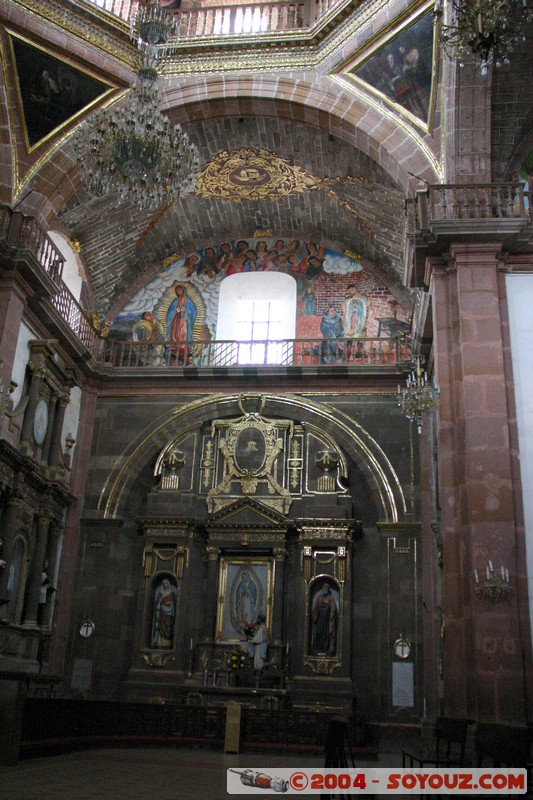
[98,393,406,523]
[308,575,340,659]
[148,573,178,650]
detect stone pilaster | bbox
[19,358,46,446]
[23,513,51,628]
[48,393,69,468]
[429,244,526,723]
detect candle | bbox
[501,565,505,580]
[474,569,479,584]
[286,642,289,655]
[488,560,493,573]
[190,637,193,650]
[505,568,509,583]
[486,565,490,580]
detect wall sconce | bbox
[474,561,510,602]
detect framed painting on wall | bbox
[8,31,117,151]
[331,1,438,132]
[215,557,274,642]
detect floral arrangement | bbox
[228,645,247,670]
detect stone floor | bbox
[2,743,405,800]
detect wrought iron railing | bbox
[0,206,101,357]
[97,335,411,368]
[82,0,340,35]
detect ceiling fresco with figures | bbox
[55,117,408,318]
[109,238,411,352]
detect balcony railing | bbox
[82,0,339,36]
[97,335,412,368]
[0,205,102,358]
[0,206,64,285]
[410,183,530,232]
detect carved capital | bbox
[273,547,288,562]
[205,546,220,562]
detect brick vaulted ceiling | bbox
[21,5,533,320]
[57,115,407,316]
[0,0,447,318]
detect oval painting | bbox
[234,426,267,474]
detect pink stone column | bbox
[429,243,529,724]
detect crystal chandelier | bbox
[74,1,197,210]
[397,356,440,433]
[435,0,533,76]
[130,0,178,67]
[74,66,199,210]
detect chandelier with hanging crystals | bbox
[74,1,198,210]
[74,65,199,210]
[435,0,533,76]
[397,356,440,434]
[130,0,178,67]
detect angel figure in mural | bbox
[165,283,198,364]
[151,577,177,648]
[133,311,165,365]
[311,581,338,656]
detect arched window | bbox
[215,272,297,365]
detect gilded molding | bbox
[101,393,405,523]
[4,0,135,66]
[208,531,286,544]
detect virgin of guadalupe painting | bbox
[216,558,274,642]
[309,578,340,657]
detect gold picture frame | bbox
[331,0,438,134]
[215,556,274,642]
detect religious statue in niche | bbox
[309,578,340,657]
[150,575,178,649]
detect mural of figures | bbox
[151,577,178,649]
[165,283,199,364]
[342,284,368,337]
[349,12,434,124]
[133,311,165,365]
[310,580,339,657]
[110,238,410,356]
[320,306,344,363]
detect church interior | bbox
[0,0,532,777]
